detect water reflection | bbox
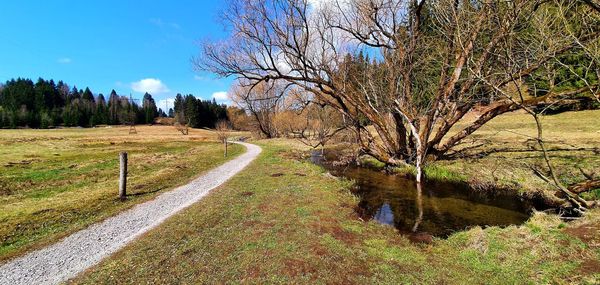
[311,151,533,237]
[374,203,395,225]
[412,183,423,233]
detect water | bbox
[311,152,533,238]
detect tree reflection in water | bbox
[412,182,423,233]
[312,149,533,238]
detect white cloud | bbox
[57,57,72,64]
[193,75,205,81]
[212,91,228,100]
[211,91,230,104]
[308,0,350,11]
[131,78,170,94]
[308,0,325,8]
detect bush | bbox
[40,112,53,129]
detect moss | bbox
[358,155,386,169]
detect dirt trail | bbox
[0,142,261,285]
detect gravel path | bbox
[0,142,261,285]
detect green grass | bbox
[423,165,467,183]
[72,140,600,284]
[0,125,244,261]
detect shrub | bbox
[40,112,53,129]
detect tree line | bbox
[0,77,229,129]
[172,93,228,129]
[0,78,160,128]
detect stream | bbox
[311,151,536,240]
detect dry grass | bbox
[5,112,600,283]
[453,109,600,146]
[0,125,247,261]
[432,110,600,199]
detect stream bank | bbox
[310,149,559,240]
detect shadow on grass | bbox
[444,146,599,160]
[127,187,166,197]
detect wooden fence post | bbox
[119,152,127,200]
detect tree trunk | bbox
[393,112,408,159]
[415,147,423,183]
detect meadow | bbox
[435,110,600,200]
[2,111,599,284]
[0,125,244,261]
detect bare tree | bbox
[174,120,189,135]
[487,74,592,212]
[475,0,600,211]
[227,106,253,131]
[196,0,600,183]
[215,120,232,157]
[229,81,285,138]
[288,101,348,153]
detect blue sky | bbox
[0,0,233,110]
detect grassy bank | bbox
[353,110,600,202]
[72,140,599,284]
[437,110,600,198]
[0,125,244,261]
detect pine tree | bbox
[173,93,185,123]
[96,94,109,125]
[142,93,158,124]
[184,95,198,127]
[0,77,233,128]
[82,87,95,103]
[69,86,81,102]
[108,90,120,124]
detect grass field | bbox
[72,139,600,284]
[433,110,600,200]
[3,111,599,283]
[0,125,244,261]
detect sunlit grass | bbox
[72,140,600,284]
[428,110,600,197]
[0,125,245,261]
